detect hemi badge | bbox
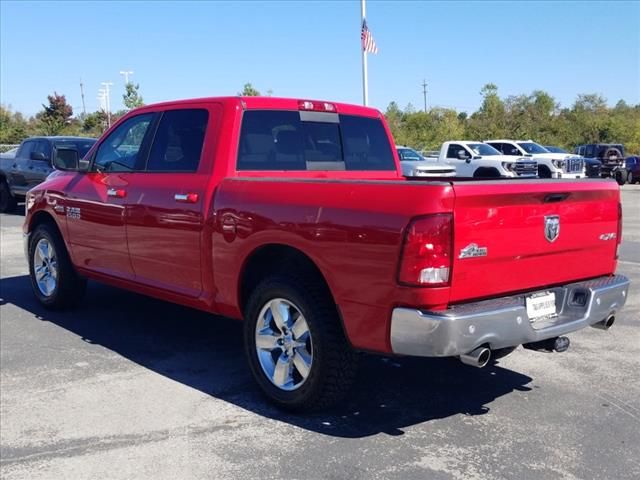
[459,243,488,259]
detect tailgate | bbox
[449,180,620,303]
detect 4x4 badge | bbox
[544,215,560,243]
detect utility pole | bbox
[119,70,134,84]
[422,79,428,112]
[101,82,113,127]
[79,78,87,117]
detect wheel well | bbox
[239,244,334,315]
[473,167,501,178]
[29,210,58,233]
[538,165,552,178]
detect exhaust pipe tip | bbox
[592,314,615,330]
[460,347,491,368]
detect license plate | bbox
[526,292,556,321]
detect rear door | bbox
[449,180,619,303]
[9,140,37,195]
[124,105,219,297]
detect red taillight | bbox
[398,214,453,287]
[298,100,336,112]
[616,202,622,259]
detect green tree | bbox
[82,111,108,135]
[0,105,30,143]
[123,83,144,110]
[36,92,73,136]
[467,83,507,139]
[239,83,260,96]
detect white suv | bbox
[485,140,585,179]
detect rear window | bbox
[236,110,395,171]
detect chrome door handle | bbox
[174,193,199,203]
[107,188,126,198]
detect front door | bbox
[124,107,214,297]
[64,112,157,279]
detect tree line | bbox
[2,82,638,155]
[386,84,640,154]
[0,83,144,144]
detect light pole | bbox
[119,70,134,84]
[101,82,113,127]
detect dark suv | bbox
[626,156,640,184]
[574,143,625,184]
[0,136,96,212]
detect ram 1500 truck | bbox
[23,97,630,411]
[434,141,538,178]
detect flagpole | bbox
[361,0,368,106]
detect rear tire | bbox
[0,179,17,213]
[28,223,86,309]
[615,170,626,186]
[244,274,358,411]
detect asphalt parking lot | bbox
[1,186,639,480]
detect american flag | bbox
[361,19,378,54]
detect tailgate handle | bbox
[544,193,570,203]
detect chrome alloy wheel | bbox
[255,298,313,391]
[33,238,58,297]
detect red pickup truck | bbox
[23,96,630,411]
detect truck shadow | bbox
[0,275,533,438]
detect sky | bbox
[1,0,639,117]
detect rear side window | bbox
[147,109,209,172]
[236,110,395,171]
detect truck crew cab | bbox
[23,97,629,411]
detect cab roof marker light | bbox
[298,100,337,112]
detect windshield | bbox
[517,142,549,154]
[55,140,97,158]
[397,147,425,161]
[467,143,500,156]
[544,146,567,154]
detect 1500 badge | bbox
[459,243,488,259]
[66,207,81,220]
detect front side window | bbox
[236,110,395,171]
[33,140,52,160]
[147,109,209,172]
[94,113,154,172]
[54,140,96,159]
[446,143,465,159]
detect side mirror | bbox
[30,151,49,161]
[52,148,80,171]
[457,149,469,160]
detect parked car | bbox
[433,141,537,178]
[625,156,640,184]
[574,144,626,184]
[0,136,96,212]
[0,146,19,159]
[396,146,456,178]
[544,145,601,178]
[486,140,585,179]
[23,96,630,411]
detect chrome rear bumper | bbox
[390,275,630,357]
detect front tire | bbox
[29,223,86,309]
[244,275,358,411]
